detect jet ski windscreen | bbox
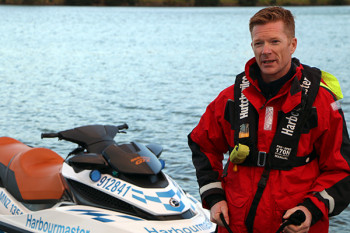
[102,142,162,175]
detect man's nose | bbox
[262,43,272,55]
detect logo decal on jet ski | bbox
[26,214,91,233]
[131,156,150,165]
[131,188,185,212]
[169,198,180,207]
[144,219,213,233]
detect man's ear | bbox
[290,37,297,54]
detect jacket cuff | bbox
[299,198,324,225]
[204,193,226,209]
[200,182,225,209]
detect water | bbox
[1,5,350,231]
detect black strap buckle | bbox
[257,151,267,167]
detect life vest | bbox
[232,64,320,171]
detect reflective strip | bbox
[319,190,335,214]
[331,100,342,111]
[264,106,274,131]
[321,71,343,100]
[200,182,223,195]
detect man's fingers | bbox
[283,224,309,233]
[210,212,223,226]
[221,205,229,225]
[210,201,229,226]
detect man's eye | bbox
[271,40,280,44]
[254,42,263,46]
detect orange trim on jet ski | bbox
[0,137,32,166]
[0,137,65,201]
[9,147,65,201]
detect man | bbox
[188,6,350,233]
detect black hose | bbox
[219,213,234,233]
[275,210,306,233]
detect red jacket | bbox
[189,58,350,233]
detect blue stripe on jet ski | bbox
[82,212,110,217]
[93,217,115,223]
[188,195,199,204]
[68,209,99,213]
[66,210,145,223]
[145,195,161,203]
[116,215,144,221]
[67,209,116,222]
[132,188,143,194]
[176,189,183,198]
[190,204,195,211]
[132,194,147,203]
[156,189,175,197]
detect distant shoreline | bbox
[1,0,350,6]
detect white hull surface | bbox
[0,188,215,233]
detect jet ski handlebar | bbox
[116,123,129,131]
[41,123,129,140]
[41,133,60,139]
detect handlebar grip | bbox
[275,210,306,233]
[41,133,59,139]
[117,123,129,130]
[288,210,306,225]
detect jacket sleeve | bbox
[188,87,233,209]
[302,87,350,223]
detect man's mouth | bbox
[262,60,276,64]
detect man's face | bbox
[251,20,297,82]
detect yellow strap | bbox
[321,71,343,100]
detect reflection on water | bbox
[1,5,350,231]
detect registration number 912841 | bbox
[96,176,131,197]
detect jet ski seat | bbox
[0,137,65,203]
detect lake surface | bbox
[1,5,350,231]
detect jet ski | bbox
[0,124,215,233]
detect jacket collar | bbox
[242,57,305,113]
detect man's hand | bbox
[210,200,229,226]
[282,206,312,233]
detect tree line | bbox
[1,0,349,6]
